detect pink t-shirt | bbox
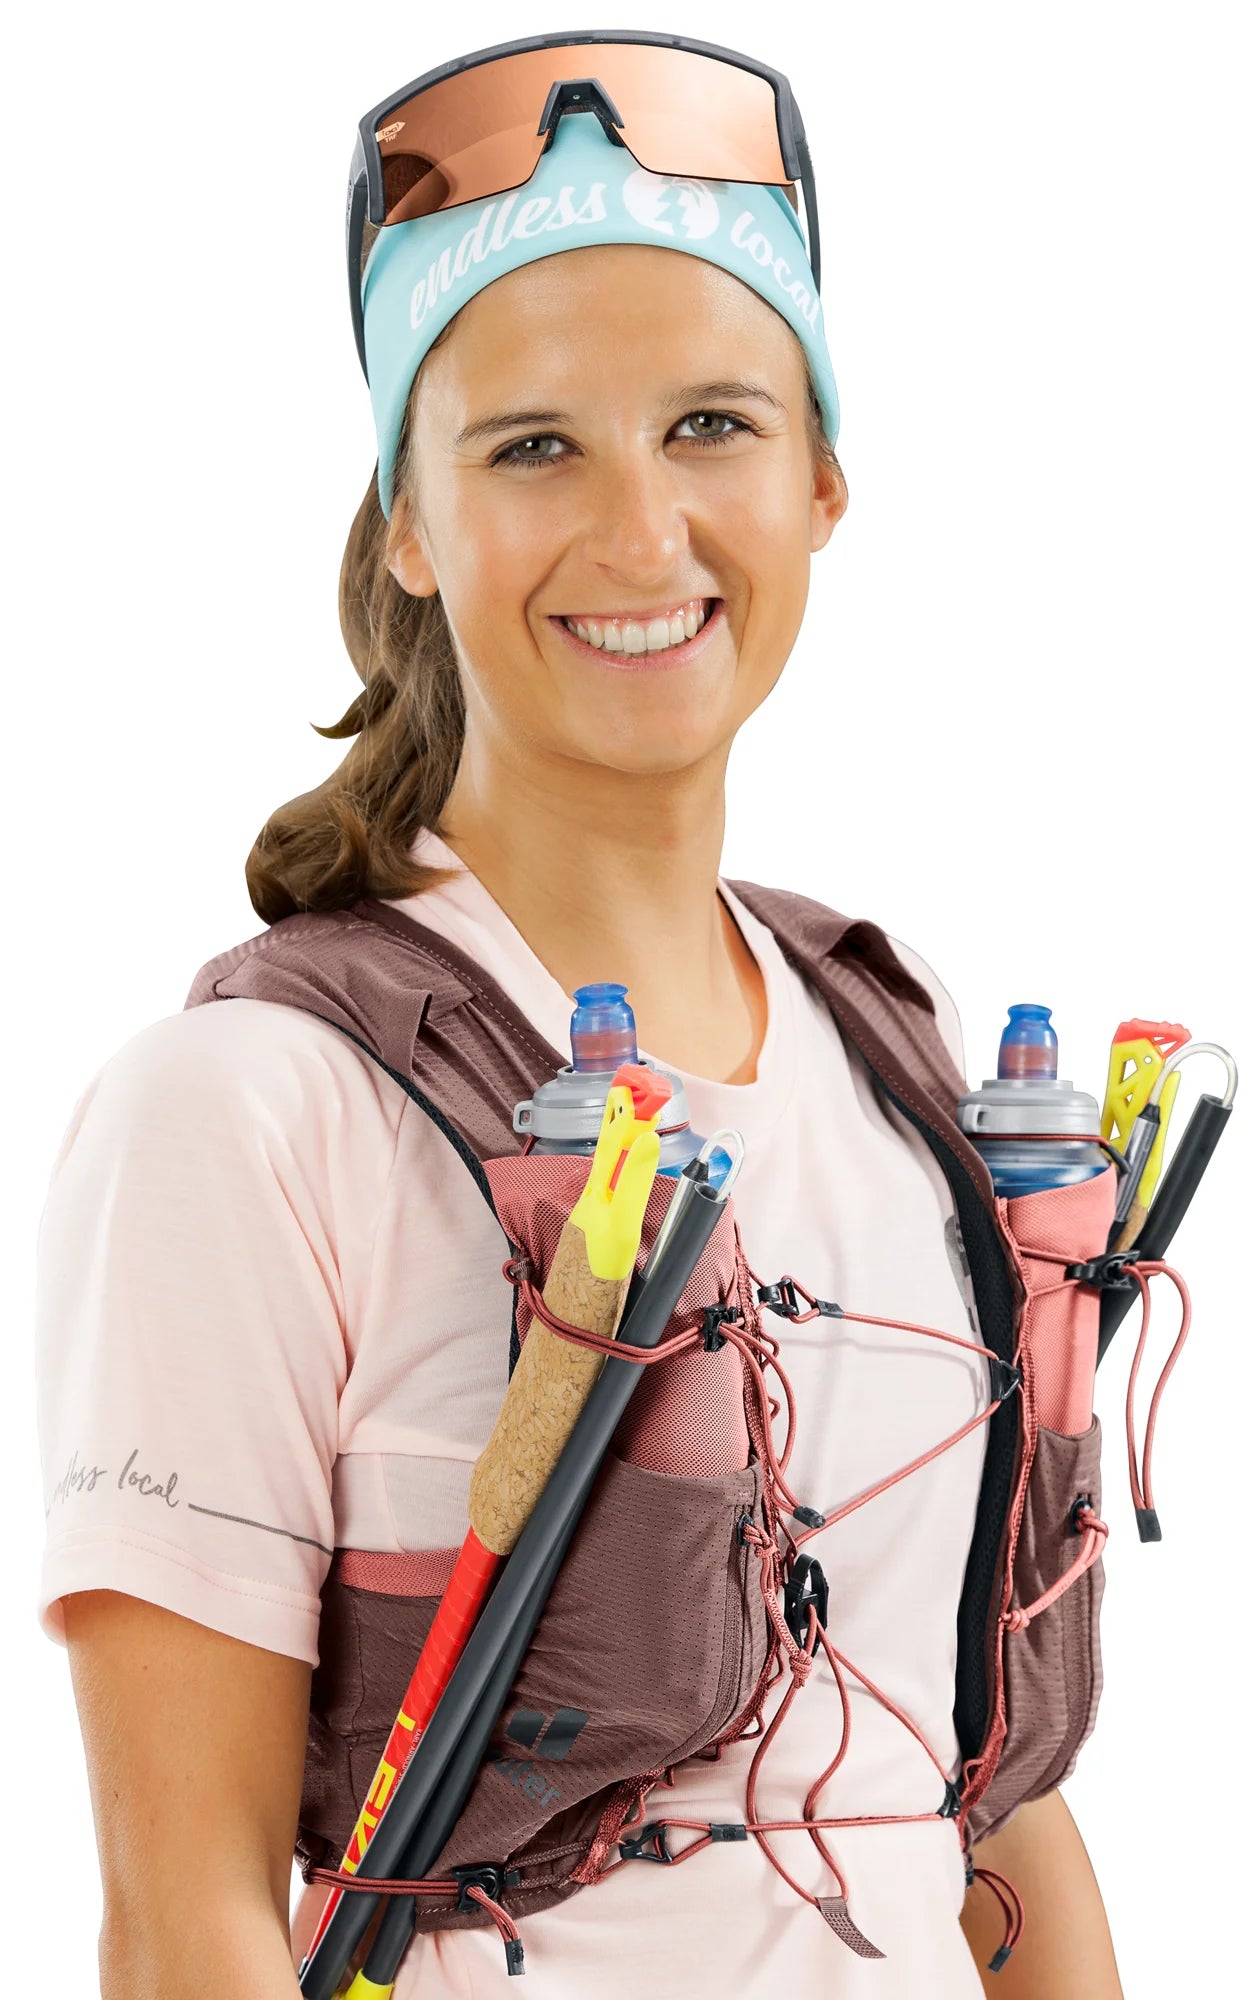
[36,831,988,1995]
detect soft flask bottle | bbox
[957,1004,1106,1197]
[513,982,715,1177]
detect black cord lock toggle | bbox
[453,1864,527,1976]
[987,1355,1023,1406]
[453,1862,522,1912]
[619,1821,673,1863]
[701,1302,741,1351]
[757,1278,803,1317]
[756,1276,845,1320]
[784,1550,830,1654]
[937,1777,962,1819]
[1065,1250,1137,1290]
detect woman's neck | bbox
[437,740,767,1083]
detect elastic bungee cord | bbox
[1015,1245,1192,1541]
[317,1216,1193,1974]
[518,1221,1037,1964]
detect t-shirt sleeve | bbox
[35,998,399,1666]
[885,936,967,1079]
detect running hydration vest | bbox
[185,881,1155,1976]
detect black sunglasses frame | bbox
[344,28,821,382]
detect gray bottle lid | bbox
[513,1058,691,1146]
[957,1075,1101,1136]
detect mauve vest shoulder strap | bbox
[725,880,993,1213]
[183,882,982,1202]
[183,899,566,1203]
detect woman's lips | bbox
[548,599,726,671]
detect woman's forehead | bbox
[418,248,803,412]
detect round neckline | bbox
[390,831,799,1131]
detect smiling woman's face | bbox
[387,241,847,779]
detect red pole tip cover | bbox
[1112,1019,1192,1056]
[610,1061,673,1123]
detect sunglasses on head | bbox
[345,29,821,381]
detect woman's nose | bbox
[575,447,690,577]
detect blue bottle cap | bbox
[570,982,638,1073]
[998,1004,1058,1081]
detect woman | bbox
[36,35,1124,1998]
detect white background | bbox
[6,2,1256,1991]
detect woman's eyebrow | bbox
[453,379,787,449]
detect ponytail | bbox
[245,371,467,923]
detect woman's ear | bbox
[810,460,849,554]
[385,491,439,598]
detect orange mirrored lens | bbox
[374,43,789,227]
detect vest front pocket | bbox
[968,1414,1106,1843]
[295,1451,771,1920]
[503,1452,764,1761]
[419,1450,768,1899]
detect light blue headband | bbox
[362,108,840,520]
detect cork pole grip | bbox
[1112,1201,1148,1253]
[467,1217,630,1556]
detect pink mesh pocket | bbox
[1002,1165,1118,1434]
[483,1151,751,1476]
[963,1171,1117,1843]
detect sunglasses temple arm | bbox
[796,134,822,294]
[346,148,371,382]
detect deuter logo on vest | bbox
[490,1753,563,1812]
[490,1705,590,1811]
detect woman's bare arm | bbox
[959,1786,1124,1997]
[64,1588,312,1999]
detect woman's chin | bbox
[564,710,737,776]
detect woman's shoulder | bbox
[99,993,398,1095]
[54,997,408,1175]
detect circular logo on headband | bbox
[620,166,721,241]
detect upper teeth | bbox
[563,599,711,653]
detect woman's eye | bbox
[494,434,566,469]
[675,411,750,448]
[492,410,753,471]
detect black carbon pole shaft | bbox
[299,1173,726,1999]
[360,1468,593,1981]
[1097,1094,1232,1366]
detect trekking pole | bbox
[299,1067,669,1972]
[344,1448,606,1993]
[340,1133,737,2000]
[1097,1043,1236,1365]
[344,1156,735,1998]
[298,1157,732,1999]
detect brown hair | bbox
[245,325,844,925]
